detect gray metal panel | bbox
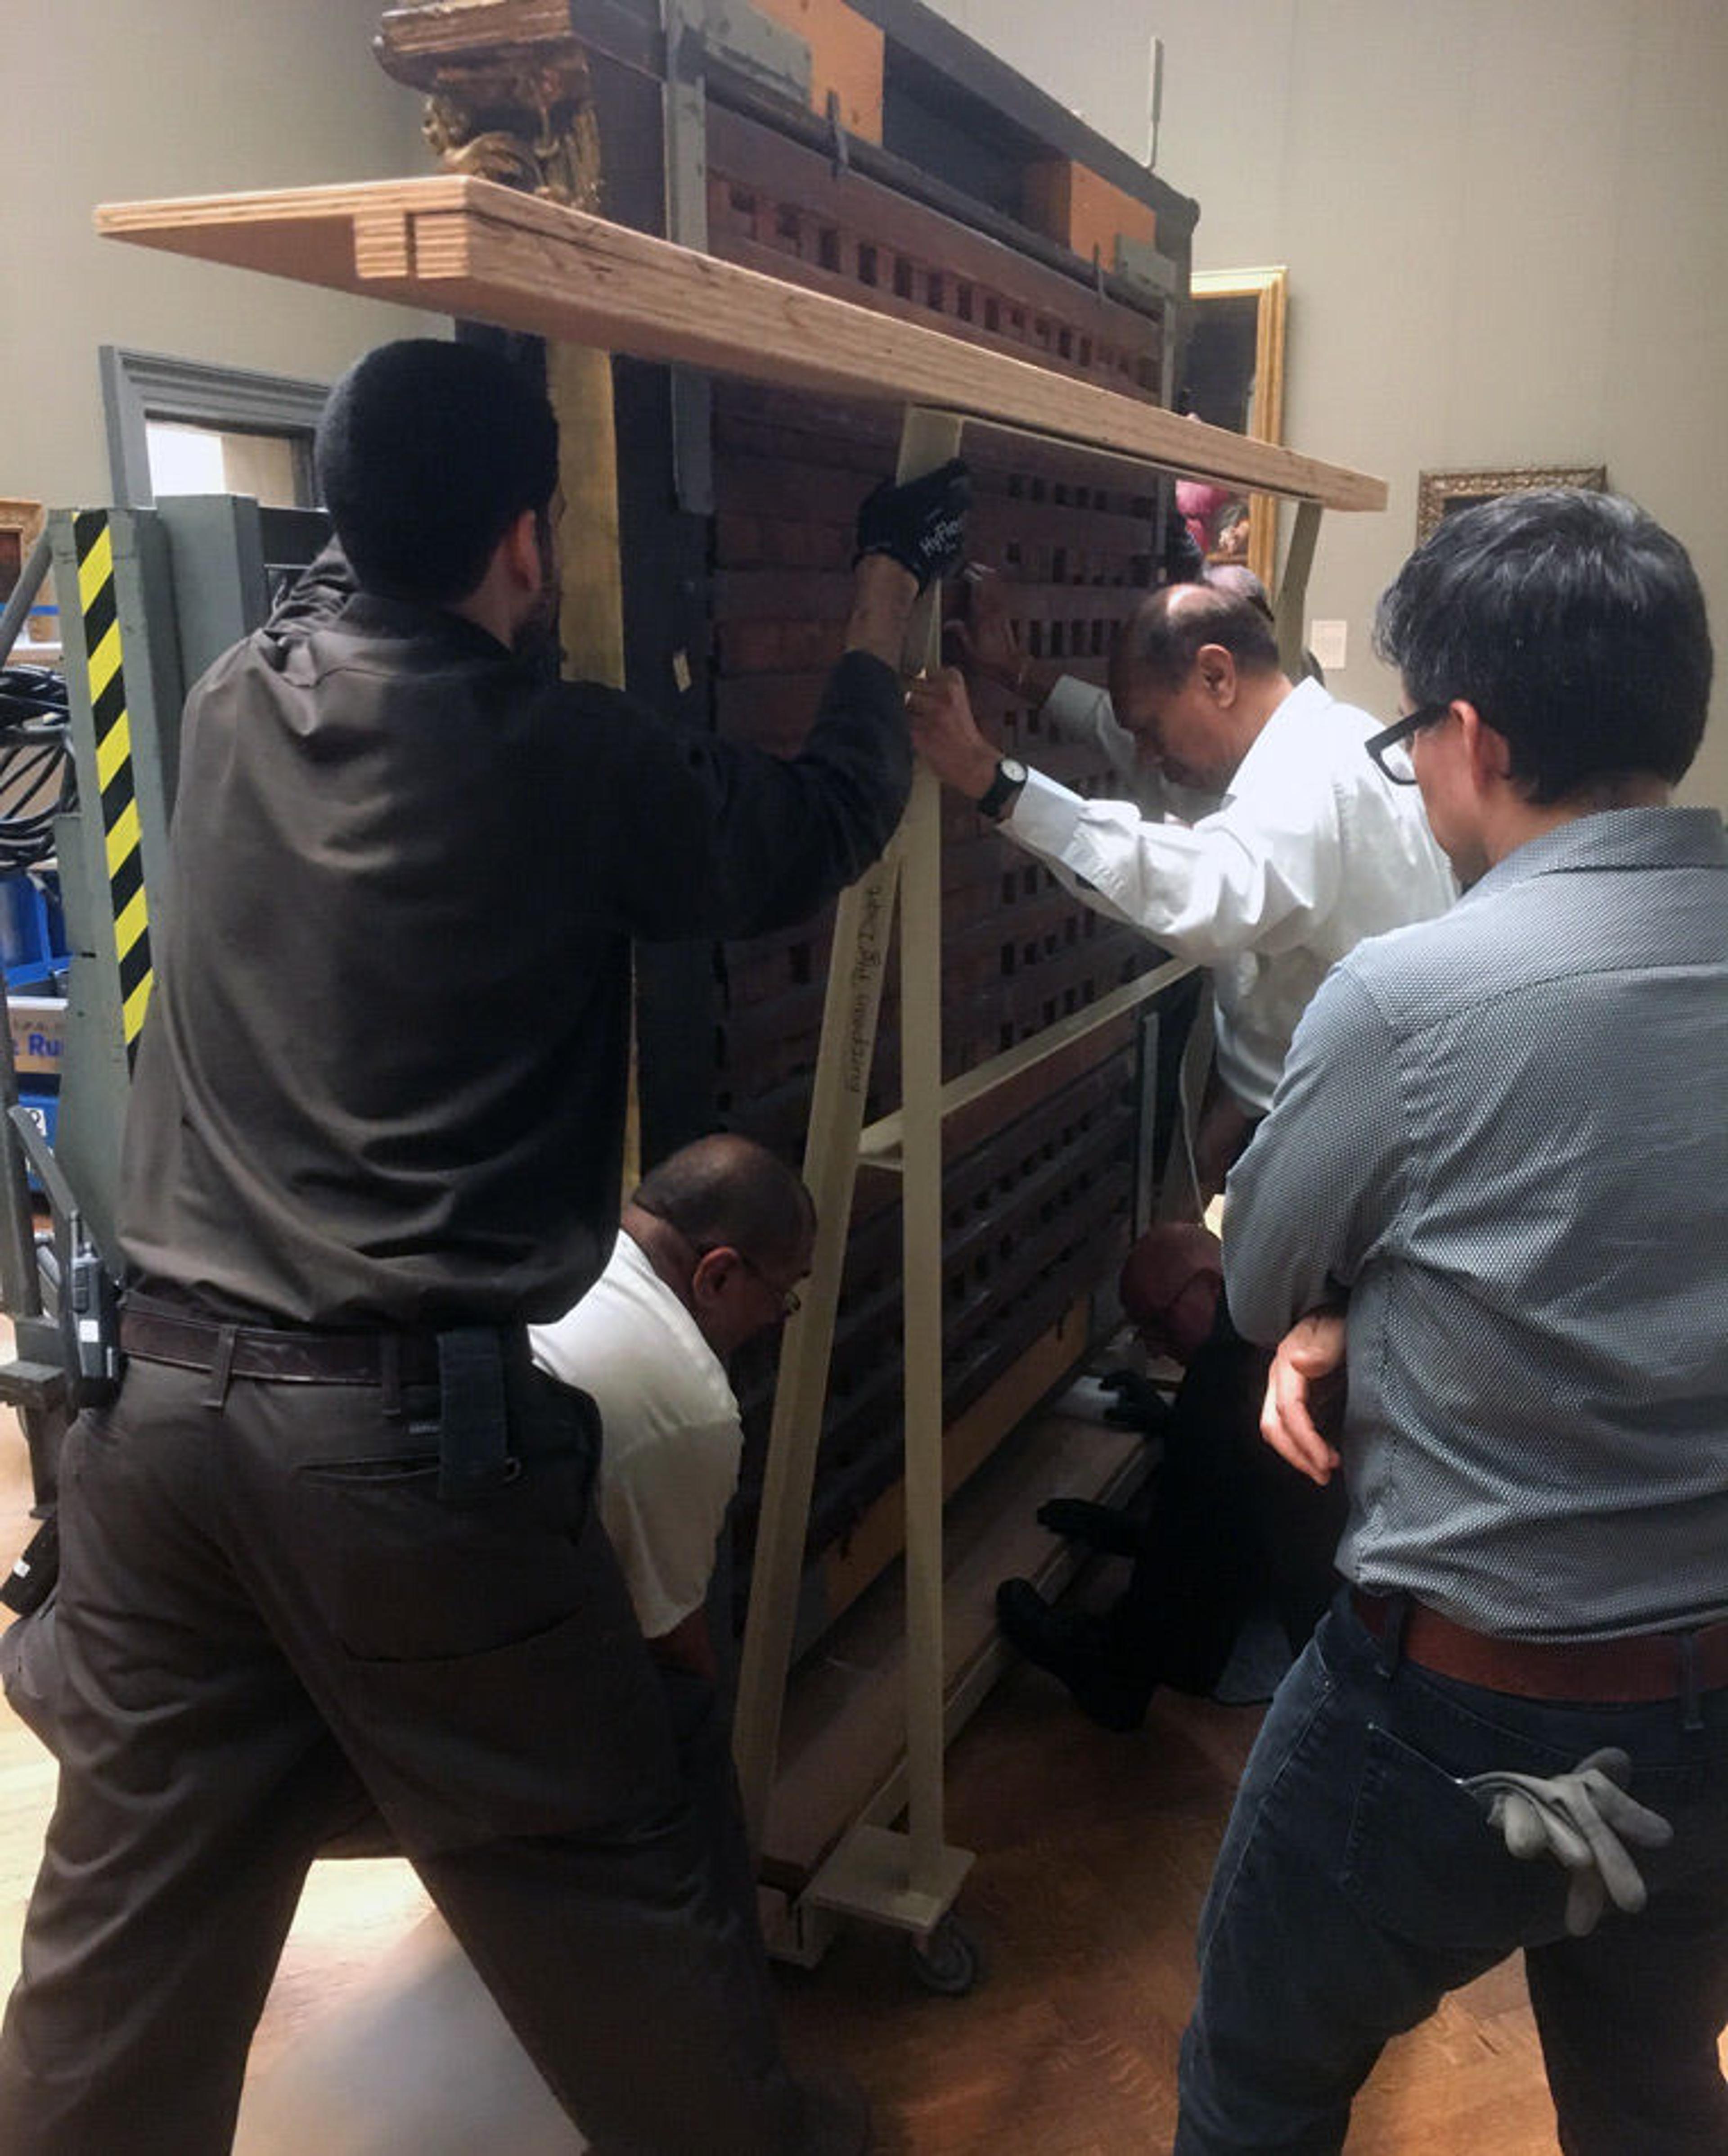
[47,507,183,1262]
[158,494,270,709]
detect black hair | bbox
[315,339,559,604]
[631,1134,815,1273]
[1373,489,1712,802]
[1112,582,1282,696]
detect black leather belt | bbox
[1352,1587,1728,1704]
[120,1304,441,1389]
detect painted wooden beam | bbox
[96,176,1386,510]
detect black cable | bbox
[0,668,73,875]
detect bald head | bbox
[1119,1222,1224,1366]
[629,1134,814,1277]
[626,1133,815,1358]
[1107,583,1292,794]
[1112,582,1283,699]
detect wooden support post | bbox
[1275,498,1323,680]
[734,409,973,1949]
[733,834,903,1855]
[892,409,966,1903]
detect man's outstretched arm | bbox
[907,667,1336,965]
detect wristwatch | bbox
[975,756,1028,821]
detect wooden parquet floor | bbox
[0,1423,1648,2155]
[774,1670,1562,2154]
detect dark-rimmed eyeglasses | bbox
[1365,704,1451,785]
[636,1204,806,1320]
[715,1248,802,1321]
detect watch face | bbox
[977,756,1029,818]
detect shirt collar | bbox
[1224,676,1331,798]
[339,589,518,663]
[611,1231,730,1385]
[1461,805,1728,907]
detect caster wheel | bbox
[908,1913,982,1997]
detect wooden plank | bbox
[860,956,1191,1164]
[894,408,968,1896]
[816,1298,1089,1627]
[95,177,1386,510]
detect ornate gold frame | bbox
[0,498,45,631]
[1415,464,1606,544]
[1188,266,1287,589]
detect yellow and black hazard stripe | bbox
[73,513,153,1066]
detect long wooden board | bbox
[96,176,1386,511]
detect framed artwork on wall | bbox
[1415,465,1606,544]
[1,500,48,651]
[1180,266,1287,590]
[1,500,45,606]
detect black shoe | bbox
[1098,1369,1174,1435]
[1036,1496,1141,1559]
[995,1579,1152,1733]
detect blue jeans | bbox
[1174,1594,1728,2155]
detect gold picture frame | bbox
[0,499,45,620]
[1415,465,1606,545]
[1184,267,1287,590]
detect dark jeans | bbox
[0,1351,801,2156]
[1175,1594,1728,2155]
[1106,1338,1347,1696]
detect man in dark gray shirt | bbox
[0,339,967,2156]
[1173,488,1728,2156]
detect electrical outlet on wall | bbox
[1309,619,1348,672]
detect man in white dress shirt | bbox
[911,582,1454,1185]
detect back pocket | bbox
[1342,1722,1567,1956]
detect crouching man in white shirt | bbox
[531,1133,813,1682]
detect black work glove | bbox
[854,459,971,590]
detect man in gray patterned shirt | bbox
[1173,488,1728,2156]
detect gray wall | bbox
[3,0,437,510]
[928,0,1728,809]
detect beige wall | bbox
[2,0,438,510]
[920,0,1162,168]
[928,0,1728,809]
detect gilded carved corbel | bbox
[375,5,603,208]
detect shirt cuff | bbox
[1003,766,1089,853]
[1040,673,1105,733]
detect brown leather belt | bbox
[1351,1587,1728,1703]
[120,1305,441,1389]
